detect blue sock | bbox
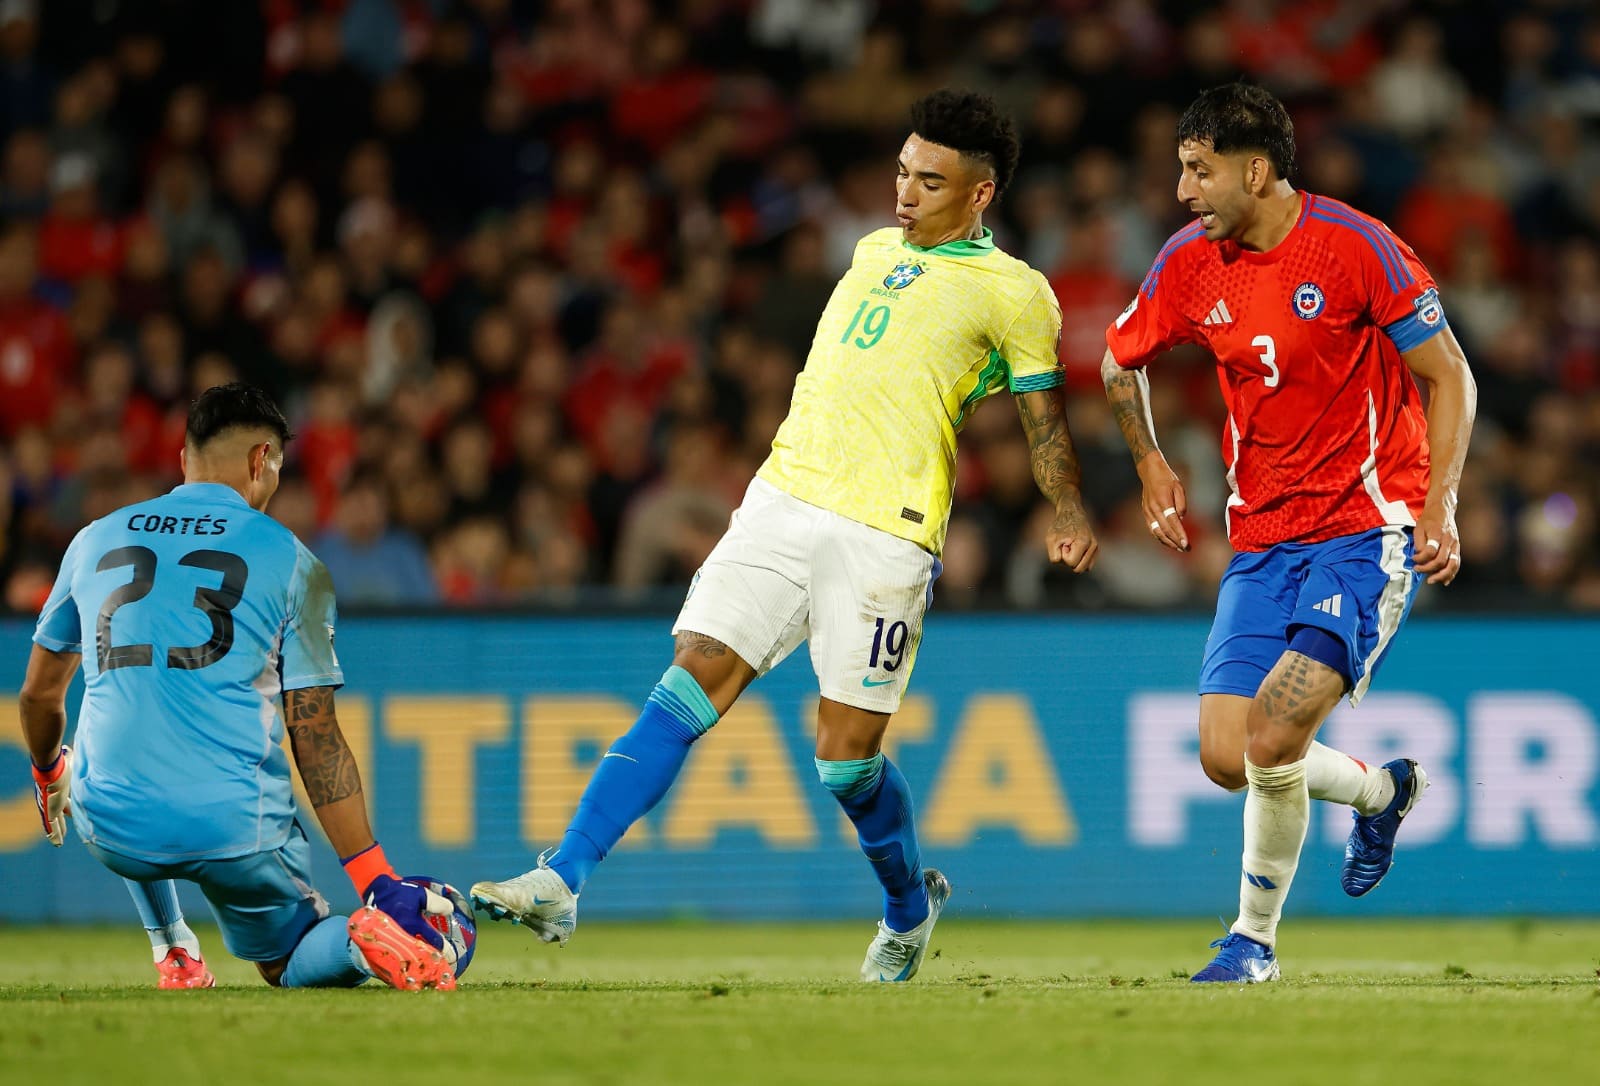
[124,879,202,959]
[548,665,719,894]
[817,754,929,933]
[281,915,368,988]
[125,877,182,931]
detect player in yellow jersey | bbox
[471,90,1098,980]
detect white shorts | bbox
[673,478,939,713]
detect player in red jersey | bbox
[1102,84,1477,982]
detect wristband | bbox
[340,841,398,896]
[32,749,66,785]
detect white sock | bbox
[348,939,375,978]
[149,920,203,962]
[1232,757,1309,950]
[1305,742,1395,814]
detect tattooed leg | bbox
[1245,651,1346,767]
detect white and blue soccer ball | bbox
[407,875,477,976]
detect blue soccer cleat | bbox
[1190,932,1279,984]
[1341,758,1429,898]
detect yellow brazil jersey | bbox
[758,226,1063,555]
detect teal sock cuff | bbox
[814,753,887,802]
[659,665,719,734]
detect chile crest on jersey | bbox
[1293,282,1326,320]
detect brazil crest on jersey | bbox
[33,483,344,862]
[1107,194,1445,551]
[758,227,1064,554]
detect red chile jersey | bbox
[1106,193,1445,551]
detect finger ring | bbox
[1162,507,1177,517]
[1149,521,1160,532]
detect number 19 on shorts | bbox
[869,617,909,672]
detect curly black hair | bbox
[909,89,1020,197]
[186,382,294,449]
[1177,82,1297,180]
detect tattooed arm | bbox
[1101,348,1190,552]
[1014,386,1098,573]
[284,684,375,859]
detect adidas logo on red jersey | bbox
[1203,299,1233,326]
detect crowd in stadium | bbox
[0,0,1596,612]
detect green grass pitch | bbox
[2,919,1597,1085]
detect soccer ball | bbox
[406,875,477,976]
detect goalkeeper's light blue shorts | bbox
[86,820,329,962]
[1199,526,1422,707]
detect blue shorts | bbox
[86,821,329,962]
[1199,526,1421,705]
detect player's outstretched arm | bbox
[1101,349,1189,551]
[1015,385,1098,573]
[1401,326,1477,586]
[19,644,81,845]
[284,684,450,947]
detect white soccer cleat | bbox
[859,868,952,982]
[470,850,578,947]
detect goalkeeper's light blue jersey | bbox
[33,482,344,862]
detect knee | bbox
[1200,750,1247,793]
[669,633,752,712]
[256,958,288,987]
[645,664,721,739]
[1245,733,1302,768]
[815,753,885,804]
[1244,701,1308,767]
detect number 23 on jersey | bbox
[95,546,248,672]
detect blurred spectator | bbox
[0,0,50,138]
[1088,495,1194,609]
[612,422,733,592]
[1442,232,1519,357]
[49,63,122,208]
[37,151,119,282]
[748,223,834,365]
[1370,17,1467,141]
[752,0,872,71]
[1,126,48,218]
[280,9,369,191]
[1395,142,1520,280]
[1049,210,1137,390]
[0,222,71,436]
[432,515,511,605]
[148,155,242,275]
[313,471,437,607]
[267,472,317,545]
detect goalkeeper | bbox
[22,383,456,991]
